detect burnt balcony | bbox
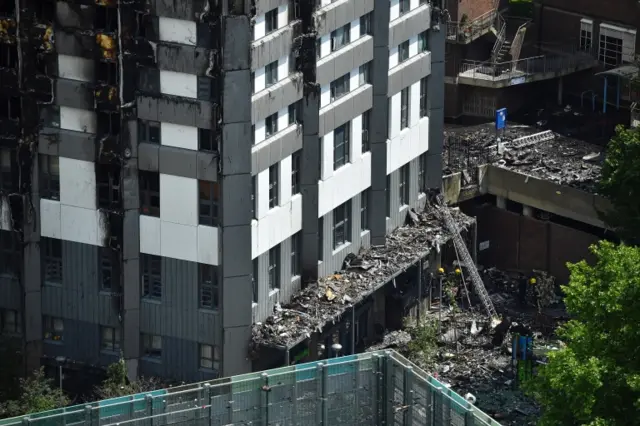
[94,83,119,111]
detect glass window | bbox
[333,201,351,248]
[199,180,220,226]
[268,245,280,290]
[398,40,410,63]
[142,333,162,358]
[359,62,371,86]
[198,128,216,152]
[291,232,301,277]
[265,113,278,137]
[333,122,350,170]
[331,24,351,51]
[269,164,279,208]
[141,254,162,300]
[96,164,121,209]
[330,73,350,102]
[361,110,371,153]
[291,151,301,195]
[318,217,324,261]
[42,237,62,285]
[400,87,410,129]
[399,164,410,206]
[265,61,279,86]
[139,171,160,217]
[39,155,60,200]
[101,326,121,352]
[138,119,160,144]
[252,259,259,302]
[360,13,372,36]
[418,153,427,194]
[43,316,64,342]
[420,77,428,117]
[0,230,19,277]
[199,343,220,371]
[100,247,115,291]
[265,9,278,34]
[399,0,410,15]
[2,309,21,334]
[360,190,369,231]
[199,264,219,309]
[0,148,12,192]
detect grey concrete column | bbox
[496,195,506,209]
[220,13,253,376]
[301,93,320,283]
[122,119,141,380]
[426,25,445,190]
[23,153,42,374]
[370,0,391,245]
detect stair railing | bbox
[490,11,506,64]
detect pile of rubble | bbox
[251,198,475,348]
[444,123,603,193]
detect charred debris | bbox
[251,193,476,349]
[443,122,603,193]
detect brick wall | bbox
[457,0,495,21]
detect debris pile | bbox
[444,123,603,193]
[251,199,475,348]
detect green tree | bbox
[94,358,162,399]
[527,241,640,425]
[599,125,640,241]
[0,367,69,419]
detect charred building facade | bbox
[0,0,444,382]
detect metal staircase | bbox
[509,21,529,64]
[436,195,498,321]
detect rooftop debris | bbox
[396,267,567,426]
[444,122,603,193]
[251,196,476,348]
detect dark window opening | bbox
[386,175,391,217]
[418,153,427,193]
[333,122,350,170]
[198,180,220,227]
[35,0,55,20]
[291,232,301,277]
[318,217,324,261]
[0,230,19,277]
[360,13,372,36]
[333,201,351,248]
[360,190,369,231]
[330,73,350,102]
[39,155,60,201]
[100,247,116,292]
[269,164,279,209]
[265,112,278,138]
[361,110,371,153]
[98,112,121,136]
[0,1,15,16]
[291,151,301,195]
[265,8,278,34]
[418,31,428,52]
[398,40,410,63]
[0,148,12,192]
[141,254,162,300]
[199,343,220,371]
[198,128,216,152]
[96,164,121,210]
[2,309,21,335]
[43,316,64,342]
[95,6,118,32]
[139,171,160,217]
[0,96,21,120]
[252,258,258,302]
[0,44,18,69]
[251,176,256,219]
[101,326,120,352]
[199,264,219,310]
[399,0,410,14]
[141,333,162,358]
[420,77,428,117]
[265,61,278,87]
[138,119,160,144]
[35,54,53,76]
[268,245,280,290]
[42,237,62,285]
[97,61,118,85]
[399,164,409,206]
[288,102,300,125]
[359,62,371,86]
[400,87,410,129]
[135,12,148,38]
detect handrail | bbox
[509,20,530,64]
[490,12,506,64]
[447,8,497,42]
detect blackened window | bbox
[418,31,428,52]
[291,232,301,277]
[101,326,120,352]
[0,231,19,277]
[39,155,60,201]
[399,0,410,15]
[95,5,118,32]
[251,71,255,93]
[291,151,301,195]
[138,119,160,144]
[0,96,20,120]
[331,24,351,52]
[398,40,410,63]
[330,73,350,102]
[199,264,219,310]
[361,110,371,153]
[252,258,259,302]
[198,128,216,152]
[360,13,372,36]
[43,316,64,342]
[199,180,220,226]
[418,153,427,193]
[97,61,117,85]
[360,190,369,231]
[268,245,280,290]
[0,148,12,192]
[359,62,371,86]
[269,164,279,209]
[197,76,214,101]
[400,87,410,129]
[141,333,162,358]
[2,309,21,335]
[399,164,410,206]
[333,122,350,170]
[265,113,278,137]
[265,8,278,34]
[265,61,278,87]
[42,237,62,285]
[318,217,324,261]
[141,254,162,300]
[98,111,120,136]
[139,171,160,217]
[96,164,121,209]
[333,201,351,248]
[420,77,428,117]
[100,247,115,291]
[0,44,18,69]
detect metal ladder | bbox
[509,130,555,150]
[437,195,498,321]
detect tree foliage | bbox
[94,358,162,399]
[0,367,69,419]
[599,125,640,241]
[527,241,640,425]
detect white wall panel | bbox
[320,84,331,108]
[318,153,371,217]
[252,194,302,257]
[410,0,419,9]
[409,81,420,127]
[158,17,197,46]
[389,93,401,139]
[350,19,360,41]
[279,155,292,205]
[40,199,62,239]
[161,122,198,150]
[197,225,219,265]
[61,205,106,246]
[254,66,266,93]
[389,47,399,69]
[351,114,363,160]
[277,5,288,28]
[161,221,198,262]
[59,157,96,210]
[321,132,334,180]
[409,36,418,57]
[140,215,161,256]
[57,55,94,82]
[256,169,270,219]
[60,107,96,133]
[160,174,198,226]
[320,35,331,59]
[390,0,400,21]
[159,70,197,98]
[387,116,430,174]
[277,56,289,82]
[254,14,266,40]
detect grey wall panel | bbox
[140,257,221,345]
[42,319,118,367]
[251,125,303,175]
[316,37,374,86]
[252,26,294,71]
[54,31,94,59]
[254,0,289,15]
[137,96,214,129]
[138,336,218,383]
[314,0,375,37]
[0,276,22,310]
[159,146,198,178]
[427,28,445,190]
[138,143,159,172]
[152,0,205,21]
[156,44,211,76]
[388,4,431,48]
[319,85,373,137]
[251,75,304,123]
[39,129,96,163]
[388,52,432,97]
[56,79,94,111]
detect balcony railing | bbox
[459,44,598,84]
[447,9,497,43]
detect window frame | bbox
[418,153,427,194]
[361,110,371,153]
[199,343,220,371]
[141,333,162,359]
[330,73,351,102]
[360,190,369,231]
[291,232,301,277]
[42,237,62,285]
[139,171,160,217]
[198,264,219,310]
[268,245,280,290]
[96,164,121,210]
[265,112,279,138]
[419,77,428,118]
[137,119,160,144]
[265,61,279,87]
[333,201,351,249]
[2,309,21,335]
[330,23,351,52]
[141,254,162,300]
[418,31,428,53]
[291,151,301,195]
[399,0,410,15]
[252,259,259,302]
[399,164,410,206]
[333,122,350,170]
[100,247,115,292]
[400,87,410,129]
[100,326,121,352]
[268,164,279,209]
[360,13,372,36]
[398,40,410,63]
[265,8,279,34]
[198,128,216,152]
[359,62,371,86]
[43,316,64,342]
[598,33,623,68]
[39,154,60,201]
[198,180,220,227]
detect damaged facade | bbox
[0,0,446,383]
